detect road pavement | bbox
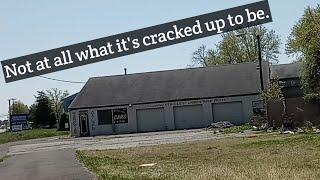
[7,129,255,155]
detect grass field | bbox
[0,129,69,145]
[77,133,320,180]
[221,124,253,134]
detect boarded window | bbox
[97,110,112,125]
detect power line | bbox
[38,75,86,84]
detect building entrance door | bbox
[79,111,90,137]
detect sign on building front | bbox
[113,108,128,124]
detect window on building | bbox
[97,109,112,125]
[252,100,265,116]
[113,108,128,124]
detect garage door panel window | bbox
[97,110,112,125]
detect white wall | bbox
[69,94,261,137]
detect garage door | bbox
[212,102,243,125]
[136,108,166,132]
[174,105,204,130]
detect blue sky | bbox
[0,0,318,118]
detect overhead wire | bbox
[38,75,86,84]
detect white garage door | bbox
[174,105,205,130]
[136,108,166,132]
[212,102,244,125]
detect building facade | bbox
[69,62,269,137]
[268,62,320,126]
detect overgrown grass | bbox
[77,133,320,180]
[0,155,10,163]
[222,124,253,134]
[0,129,69,145]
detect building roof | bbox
[63,93,78,112]
[69,62,269,110]
[270,62,301,79]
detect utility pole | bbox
[256,34,264,92]
[8,99,11,130]
[12,98,16,114]
[8,98,16,131]
[236,32,264,92]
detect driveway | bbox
[0,149,95,180]
[7,129,257,155]
[0,129,257,180]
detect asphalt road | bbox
[0,149,95,180]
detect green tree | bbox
[192,26,281,66]
[59,113,69,131]
[10,101,29,114]
[286,4,320,103]
[33,91,54,128]
[46,88,69,124]
[29,104,38,127]
[262,79,284,102]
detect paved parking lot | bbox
[7,129,254,155]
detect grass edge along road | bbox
[77,133,320,180]
[0,129,69,145]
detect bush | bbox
[301,120,313,133]
[250,115,268,130]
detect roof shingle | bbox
[69,62,269,109]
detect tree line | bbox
[192,4,320,105]
[10,88,69,130]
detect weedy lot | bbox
[0,129,69,145]
[77,133,320,180]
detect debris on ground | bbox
[250,115,268,130]
[207,146,218,150]
[139,163,157,167]
[296,128,305,133]
[246,134,258,138]
[282,130,295,134]
[207,121,233,129]
[266,128,274,133]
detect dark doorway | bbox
[79,111,90,137]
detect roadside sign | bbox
[11,114,29,131]
[11,124,23,132]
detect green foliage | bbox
[29,89,69,128]
[46,88,69,123]
[10,100,29,114]
[0,129,69,145]
[28,104,37,127]
[77,134,320,180]
[286,5,320,103]
[302,120,314,133]
[250,115,268,130]
[262,79,284,102]
[30,91,53,128]
[222,124,253,134]
[58,113,69,131]
[0,155,10,163]
[192,26,281,66]
[243,134,320,149]
[49,113,57,128]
